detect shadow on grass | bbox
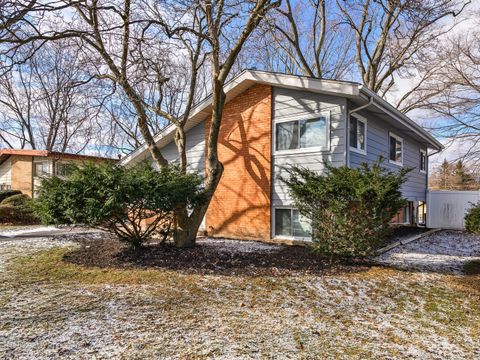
[61,236,373,277]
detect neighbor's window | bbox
[34,161,49,177]
[276,114,328,152]
[56,162,69,177]
[349,115,366,153]
[420,149,426,172]
[274,208,311,238]
[389,133,403,165]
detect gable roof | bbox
[121,69,443,166]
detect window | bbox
[349,115,366,153]
[274,208,311,238]
[392,201,414,225]
[389,133,403,165]
[34,161,49,177]
[56,162,70,177]
[420,149,427,172]
[417,201,426,226]
[275,114,329,152]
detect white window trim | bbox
[273,111,330,156]
[33,160,50,178]
[272,205,312,241]
[388,132,404,166]
[349,114,367,155]
[419,149,427,173]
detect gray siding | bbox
[149,122,205,174]
[272,87,347,205]
[349,109,427,201]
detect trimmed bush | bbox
[282,160,411,258]
[465,202,480,235]
[34,162,206,249]
[0,193,38,224]
[1,194,31,207]
[0,190,22,203]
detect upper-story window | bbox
[34,161,49,177]
[275,112,329,153]
[389,132,403,166]
[420,149,427,173]
[349,115,367,154]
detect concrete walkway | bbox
[0,227,100,242]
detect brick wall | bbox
[205,84,272,241]
[11,155,33,197]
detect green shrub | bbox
[282,160,411,258]
[34,162,206,249]
[1,194,31,207]
[0,190,22,202]
[465,202,480,235]
[0,193,38,224]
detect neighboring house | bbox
[121,70,443,242]
[0,149,116,198]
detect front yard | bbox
[1,230,479,359]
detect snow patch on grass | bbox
[376,230,480,274]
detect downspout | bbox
[425,148,442,228]
[346,96,374,167]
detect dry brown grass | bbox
[2,242,480,359]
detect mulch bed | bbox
[61,234,371,277]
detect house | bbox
[0,149,116,198]
[121,70,443,242]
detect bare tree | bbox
[417,30,480,169]
[254,0,354,79]
[337,0,469,98]
[0,0,280,247]
[0,41,99,153]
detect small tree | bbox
[34,162,206,249]
[282,160,410,258]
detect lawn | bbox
[0,232,479,359]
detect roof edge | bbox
[121,70,443,165]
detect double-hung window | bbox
[389,132,403,165]
[419,149,427,173]
[349,115,367,154]
[275,113,329,153]
[274,208,311,239]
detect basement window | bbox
[274,208,311,239]
[275,112,329,153]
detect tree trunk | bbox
[174,127,187,173]
[173,161,224,247]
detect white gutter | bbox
[347,96,374,167]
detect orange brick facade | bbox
[11,155,34,197]
[205,84,272,241]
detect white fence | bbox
[427,190,480,229]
